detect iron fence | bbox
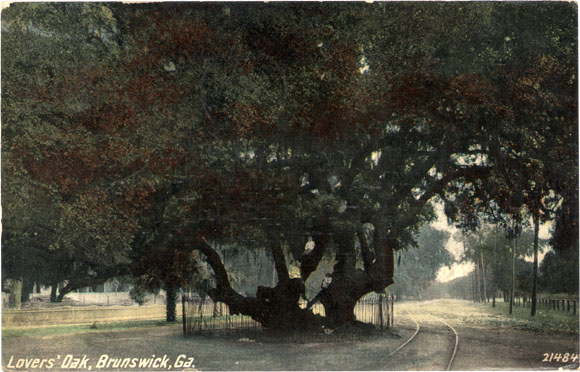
[182,293,395,336]
[354,294,395,329]
[182,295,260,335]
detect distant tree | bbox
[539,249,579,295]
[392,225,453,299]
[459,224,542,306]
[2,3,134,303]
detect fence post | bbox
[385,297,390,329]
[182,295,186,336]
[391,295,394,327]
[379,295,384,330]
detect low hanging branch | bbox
[56,264,131,302]
[193,237,240,299]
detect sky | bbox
[431,203,552,283]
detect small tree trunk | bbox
[531,213,539,317]
[50,283,58,303]
[21,277,34,304]
[472,272,477,302]
[56,285,73,302]
[510,237,515,315]
[166,285,178,322]
[480,252,487,303]
[10,278,23,309]
[475,264,480,303]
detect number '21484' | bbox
[542,353,579,363]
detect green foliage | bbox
[475,301,579,336]
[391,225,453,298]
[539,248,579,295]
[1,2,576,319]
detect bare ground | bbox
[3,300,578,371]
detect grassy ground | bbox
[396,299,579,335]
[3,298,577,339]
[2,318,181,338]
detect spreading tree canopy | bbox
[2,2,576,327]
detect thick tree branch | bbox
[56,264,131,302]
[193,237,240,300]
[357,230,373,271]
[271,242,290,284]
[390,165,492,239]
[300,234,329,281]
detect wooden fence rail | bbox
[510,297,577,315]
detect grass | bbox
[481,301,579,335]
[396,299,579,336]
[3,299,578,340]
[2,318,181,339]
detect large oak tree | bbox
[2,3,576,328]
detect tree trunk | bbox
[471,272,476,302]
[531,213,539,316]
[480,252,487,303]
[510,237,515,315]
[166,285,177,322]
[10,278,23,309]
[193,233,391,330]
[56,285,74,302]
[316,266,360,325]
[322,295,357,324]
[474,264,480,303]
[50,282,58,302]
[21,277,34,304]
